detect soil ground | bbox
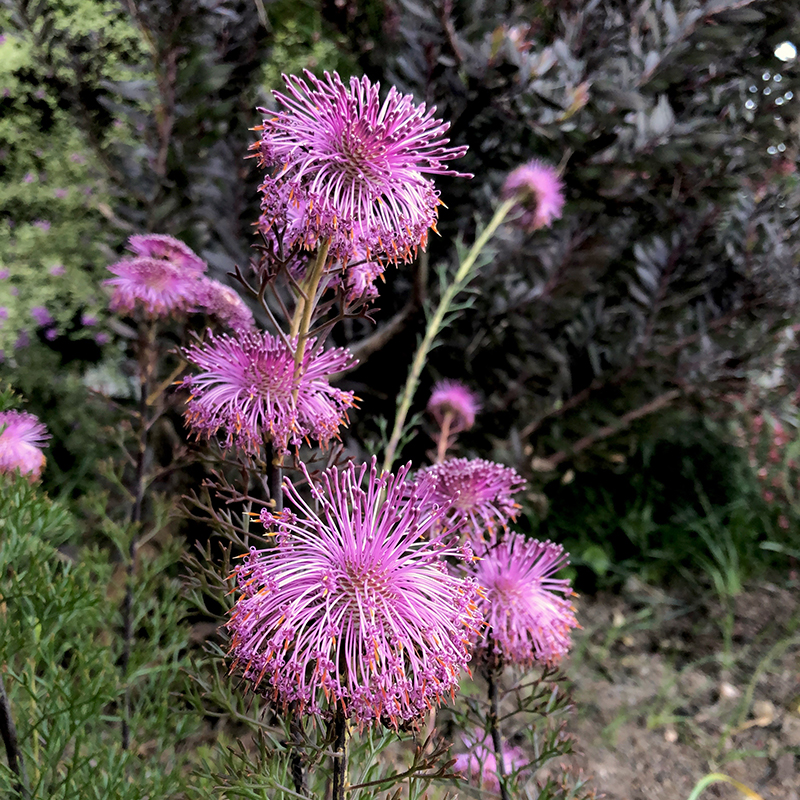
[559,577,800,800]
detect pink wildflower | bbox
[470,533,577,666]
[0,410,50,480]
[502,160,565,231]
[428,380,480,433]
[255,71,470,263]
[193,278,255,332]
[227,458,483,726]
[127,233,207,273]
[417,457,525,536]
[49,264,66,277]
[344,257,385,303]
[453,729,528,791]
[104,257,200,317]
[30,306,53,327]
[182,330,357,453]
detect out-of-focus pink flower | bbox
[502,160,565,231]
[428,380,480,433]
[227,458,482,726]
[33,220,51,232]
[0,410,50,481]
[30,306,53,327]
[23,172,35,184]
[453,729,528,791]
[94,332,109,345]
[192,278,255,332]
[53,188,68,199]
[104,257,201,317]
[127,234,207,274]
[0,269,8,280]
[49,264,65,277]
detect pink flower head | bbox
[127,234,207,273]
[30,306,53,327]
[227,458,483,727]
[344,257,385,303]
[49,264,66,277]
[193,278,255,332]
[104,257,200,317]
[182,330,357,453]
[471,533,577,666]
[417,457,526,536]
[0,410,50,480]
[255,71,470,264]
[453,729,527,791]
[502,160,565,231]
[428,380,480,433]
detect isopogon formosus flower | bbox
[127,233,207,273]
[453,729,528,791]
[226,458,484,727]
[104,257,202,318]
[416,457,526,537]
[428,380,481,433]
[470,533,577,666]
[0,410,50,481]
[254,70,471,263]
[192,277,255,332]
[502,160,565,231]
[182,330,357,454]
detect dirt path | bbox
[560,579,800,800]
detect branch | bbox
[0,672,29,799]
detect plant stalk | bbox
[435,410,453,464]
[331,709,348,800]
[487,665,509,800]
[383,198,514,471]
[121,319,156,750]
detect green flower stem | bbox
[382,198,515,472]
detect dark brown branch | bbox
[0,673,29,799]
[486,665,509,800]
[543,389,681,468]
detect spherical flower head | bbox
[470,533,577,666]
[255,70,470,263]
[104,257,201,318]
[30,306,54,327]
[0,410,50,481]
[453,729,527,791]
[226,458,483,727]
[416,458,526,536]
[502,160,565,231]
[428,380,481,433]
[182,330,357,453]
[127,233,207,273]
[193,278,255,332]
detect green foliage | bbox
[0,477,200,798]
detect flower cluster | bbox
[226,459,483,726]
[469,533,578,666]
[417,457,526,537]
[255,70,470,264]
[0,410,49,480]
[182,330,357,453]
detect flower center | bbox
[249,355,295,402]
[336,120,389,186]
[340,556,394,603]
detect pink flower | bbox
[344,256,385,303]
[104,257,201,317]
[182,330,357,454]
[417,457,526,536]
[428,380,480,433]
[53,188,68,199]
[0,410,50,480]
[255,71,470,263]
[30,306,53,327]
[126,234,207,274]
[33,219,51,231]
[192,278,255,332]
[453,729,528,791]
[227,458,482,726]
[49,264,66,277]
[502,160,565,231]
[469,533,577,666]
